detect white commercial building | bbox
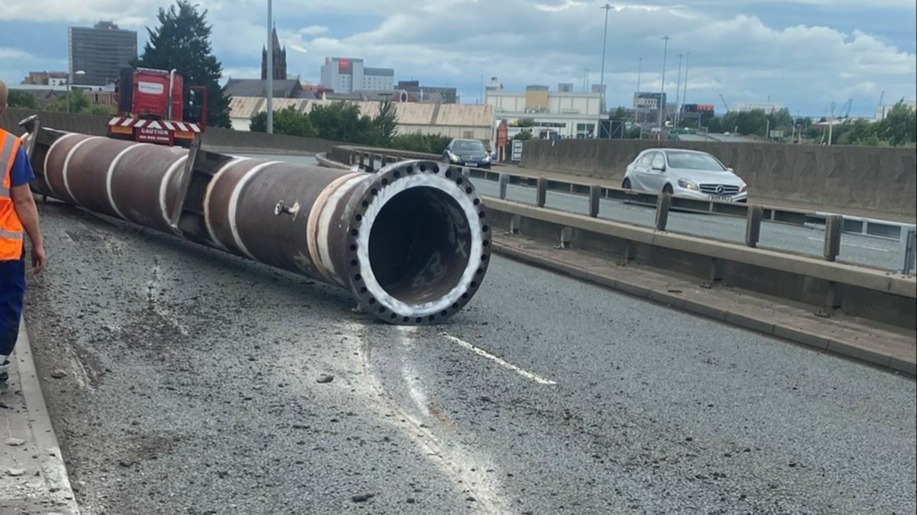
[320,57,394,93]
[733,102,783,114]
[875,101,917,121]
[485,79,603,139]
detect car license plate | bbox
[710,195,732,201]
[466,162,477,167]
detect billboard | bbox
[682,103,715,113]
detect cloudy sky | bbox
[1,0,914,117]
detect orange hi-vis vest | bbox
[0,130,25,261]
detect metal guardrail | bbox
[335,147,917,276]
[477,169,917,276]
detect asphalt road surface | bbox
[23,196,916,514]
[471,180,909,272]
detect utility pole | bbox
[636,57,642,139]
[599,3,612,114]
[657,35,670,140]
[673,53,683,130]
[681,52,690,127]
[266,0,274,133]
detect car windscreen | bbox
[453,140,485,153]
[665,152,727,171]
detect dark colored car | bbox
[443,138,492,169]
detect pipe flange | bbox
[345,160,491,324]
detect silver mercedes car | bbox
[622,148,747,202]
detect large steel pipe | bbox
[25,128,491,324]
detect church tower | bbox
[261,26,287,80]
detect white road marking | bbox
[805,237,891,252]
[348,323,510,515]
[441,333,557,385]
[396,327,431,416]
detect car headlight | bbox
[447,152,459,162]
[739,183,747,193]
[677,179,699,191]
[482,154,492,162]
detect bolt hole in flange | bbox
[350,162,489,324]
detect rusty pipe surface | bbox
[24,127,491,324]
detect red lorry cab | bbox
[120,68,184,120]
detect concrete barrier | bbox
[485,198,916,331]
[519,139,917,219]
[1,108,337,155]
[1,109,109,136]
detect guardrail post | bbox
[498,173,509,200]
[702,257,724,288]
[536,177,547,208]
[824,215,843,262]
[589,185,601,218]
[367,153,375,172]
[655,192,671,231]
[507,214,522,235]
[745,205,763,248]
[899,225,916,276]
[555,227,573,249]
[619,240,637,265]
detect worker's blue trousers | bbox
[0,256,26,357]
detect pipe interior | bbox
[368,186,474,304]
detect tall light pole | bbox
[681,52,690,127]
[673,53,683,130]
[599,3,612,113]
[266,0,274,133]
[636,57,643,138]
[657,35,670,140]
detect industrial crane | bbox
[839,98,853,119]
[718,93,730,113]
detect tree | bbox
[7,90,37,109]
[389,133,452,154]
[875,101,916,146]
[766,108,794,132]
[372,99,398,146]
[706,117,722,133]
[135,0,231,128]
[250,106,316,137]
[513,118,537,127]
[45,91,90,113]
[308,101,375,144]
[510,129,533,142]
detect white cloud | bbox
[0,0,913,116]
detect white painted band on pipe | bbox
[306,172,365,286]
[42,132,81,200]
[357,172,484,317]
[61,136,103,206]
[202,157,249,251]
[106,143,144,220]
[159,154,189,233]
[227,161,280,260]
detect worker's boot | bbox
[0,359,9,390]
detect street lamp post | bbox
[599,3,612,113]
[266,0,274,133]
[657,36,670,140]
